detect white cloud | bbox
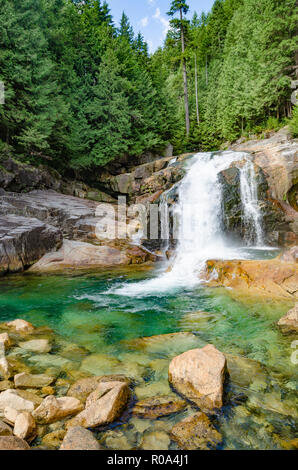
[153,8,170,38]
[140,16,149,27]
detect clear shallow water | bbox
[0,270,297,450]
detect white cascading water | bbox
[113,151,265,296]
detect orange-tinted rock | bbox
[171,412,222,450]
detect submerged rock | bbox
[171,412,222,450]
[133,395,187,419]
[169,345,227,412]
[14,372,55,389]
[19,339,51,354]
[277,304,298,333]
[42,429,66,449]
[60,426,102,450]
[141,431,171,450]
[67,375,129,403]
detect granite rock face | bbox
[0,214,62,275]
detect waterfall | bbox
[113,151,265,296]
[240,160,264,246]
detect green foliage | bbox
[289,105,298,137]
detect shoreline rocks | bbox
[171,412,222,450]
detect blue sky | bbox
[109,0,215,52]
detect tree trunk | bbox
[180,8,190,136]
[195,54,199,125]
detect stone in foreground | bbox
[60,426,102,450]
[0,419,12,436]
[0,435,30,450]
[0,389,35,413]
[33,395,83,424]
[67,381,130,429]
[277,304,298,334]
[132,395,187,419]
[168,344,227,412]
[13,412,36,442]
[171,412,222,450]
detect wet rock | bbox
[0,380,13,392]
[277,304,298,334]
[0,343,11,379]
[171,412,222,450]
[0,435,30,450]
[42,429,66,449]
[169,344,227,412]
[133,395,187,419]
[135,381,174,400]
[60,426,102,450]
[30,239,130,273]
[33,395,83,424]
[141,431,171,450]
[0,215,62,275]
[14,372,55,389]
[204,258,298,299]
[16,390,43,407]
[80,354,122,376]
[102,430,131,450]
[226,354,268,390]
[0,333,12,349]
[123,332,206,356]
[66,381,130,429]
[0,389,35,413]
[19,339,51,353]
[13,412,36,442]
[0,419,12,436]
[5,319,35,335]
[41,386,55,396]
[67,375,129,403]
[28,353,75,370]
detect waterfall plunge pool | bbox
[0,268,296,450]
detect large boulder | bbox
[60,426,102,450]
[171,412,222,450]
[278,304,298,334]
[0,214,62,275]
[66,381,130,429]
[168,344,227,412]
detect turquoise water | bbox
[0,269,297,450]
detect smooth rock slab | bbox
[67,381,130,429]
[60,426,102,450]
[14,372,54,389]
[133,395,187,419]
[0,215,62,275]
[171,412,222,450]
[0,435,30,450]
[168,344,227,412]
[33,395,83,424]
